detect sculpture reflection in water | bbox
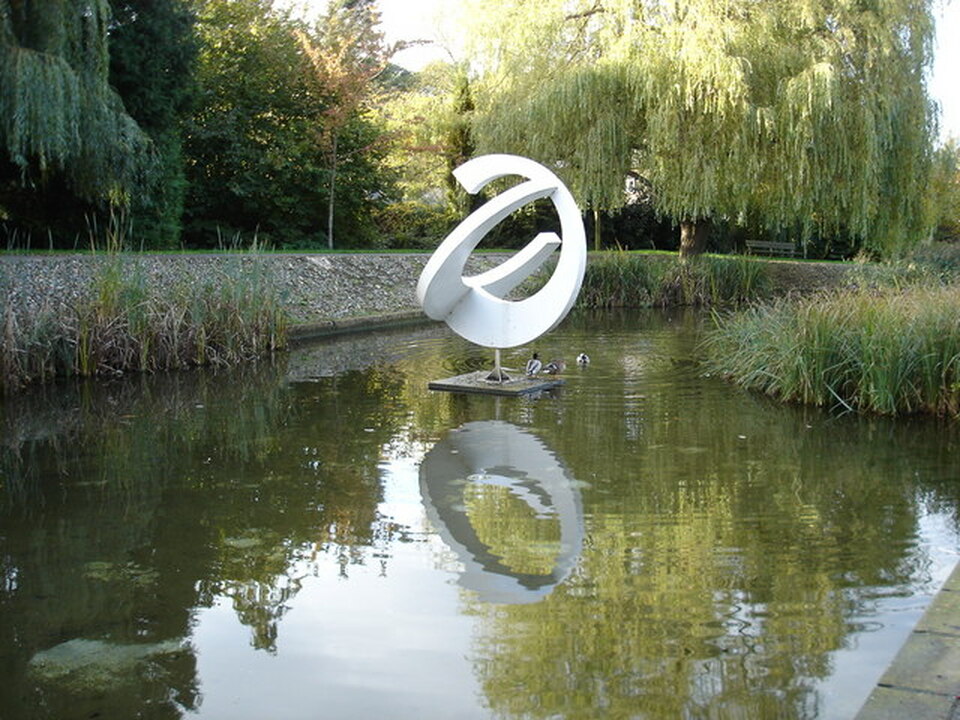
[419,420,584,604]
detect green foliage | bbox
[578,252,769,308]
[379,60,460,207]
[833,242,960,291]
[930,140,960,243]
[482,62,639,212]
[605,177,678,251]
[444,67,478,215]
[467,0,938,259]
[182,0,327,248]
[296,0,399,249]
[373,200,454,249]
[317,112,397,248]
[109,1,196,134]
[108,0,198,249]
[905,242,960,278]
[0,0,155,241]
[182,0,393,250]
[705,285,960,417]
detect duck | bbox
[576,353,590,366]
[542,359,566,375]
[525,352,542,376]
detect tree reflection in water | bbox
[0,355,410,717]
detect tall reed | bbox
[578,252,769,308]
[704,286,960,417]
[0,257,288,392]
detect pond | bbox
[1,309,958,720]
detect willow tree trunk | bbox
[593,207,601,251]
[679,218,711,260]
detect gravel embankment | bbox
[0,254,509,334]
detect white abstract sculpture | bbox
[417,155,587,356]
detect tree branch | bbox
[565,2,605,22]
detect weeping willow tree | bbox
[0,0,153,237]
[467,0,938,258]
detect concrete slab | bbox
[875,630,960,696]
[915,570,960,635]
[428,370,564,396]
[855,686,954,720]
[855,560,960,720]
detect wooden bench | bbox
[744,239,799,258]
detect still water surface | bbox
[1,310,958,719]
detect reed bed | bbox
[704,286,960,417]
[0,258,288,392]
[578,252,769,308]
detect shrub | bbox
[0,257,288,392]
[578,252,769,309]
[704,286,960,417]
[374,201,454,250]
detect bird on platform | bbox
[543,359,566,375]
[525,352,542,376]
[576,353,590,366]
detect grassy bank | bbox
[704,285,960,417]
[1,257,288,392]
[578,252,770,308]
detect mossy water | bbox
[1,310,958,719]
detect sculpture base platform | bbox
[428,371,564,396]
